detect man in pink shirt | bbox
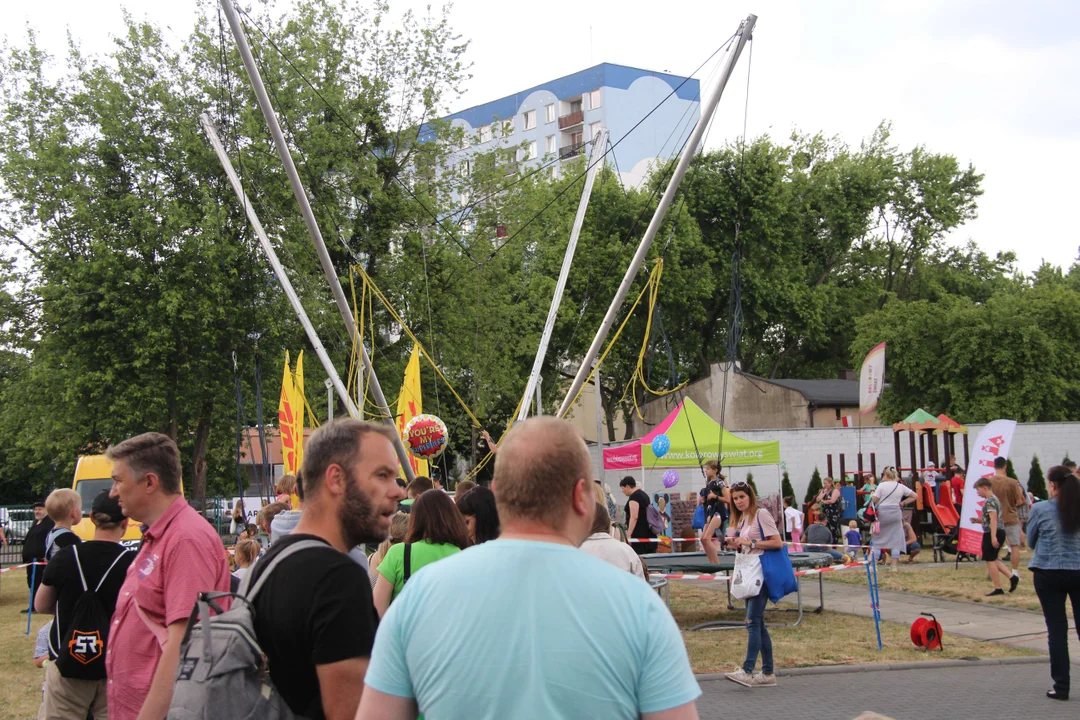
[105,433,231,720]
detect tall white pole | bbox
[518,128,609,420]
[219,0,415,480]
[325,379,334,424]
[201,113,359,420]
[557,14,756,419]
[594,361,605,481]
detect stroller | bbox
[932,523,977,565]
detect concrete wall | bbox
[564,381,628,443]
[590,422,1080,506]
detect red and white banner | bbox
[859,342,886,414]
[957,419,1017,556]
[841,416,855,428]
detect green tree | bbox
[1005,458,1017,480]
[745,472,757,494]
[781,471,795,501]
[1028,456,1047,501]
[805,468,823,505]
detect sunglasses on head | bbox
[730,482,751,491]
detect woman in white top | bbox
[723,481,783,688]
[870,467,917,571]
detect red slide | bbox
[923,484,958,532]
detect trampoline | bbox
[641,550,836,631]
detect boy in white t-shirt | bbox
[783,496,803,551]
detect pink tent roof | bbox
[602,402,683,470]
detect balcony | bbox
[558,110,584,129]
[559,142,584,160]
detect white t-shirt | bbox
[872,480,915,507]
[784,507,803,533]
[580,533,646,579]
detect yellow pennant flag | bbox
[396,344,428,479]
[278,351,301,476]
[292,350,305,476]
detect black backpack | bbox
[51,545,129,680]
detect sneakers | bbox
[752,672,777,687]
[1009,574,1020,593]
[724,668,777,687]
[986,588,1005,597]
[725,669,754,687]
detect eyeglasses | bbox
[730,482,750,491]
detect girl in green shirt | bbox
[374,489,471,616]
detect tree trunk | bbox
[192,401,213,504]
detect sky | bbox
[5,0,1079,272]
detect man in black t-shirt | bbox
[21,500,53,601]
[619,476,655,555]
[247,419,406,720]
[35,491,134,718]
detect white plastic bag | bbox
[730,550,763,600]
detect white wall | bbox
[590,422,1079,503]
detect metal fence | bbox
[0,498,264,567]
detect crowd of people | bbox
[25,418,704,719]
[19,418,1080,716]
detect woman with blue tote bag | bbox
[723,481,796,688]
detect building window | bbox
[523,109,536,130]
[460,133,470,150]
[589,122,602,141]
[570,99,583,114]
[460,159,471,177]
[589,89,601,109]
[526,140,537,160]
[479,125,492,143]
[545,103,555,123]
[545,135,556,155]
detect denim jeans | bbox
[743,580,773,675]
[1033,568,1080,696]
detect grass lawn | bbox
[823,549,1043,613]
[668,583,1038,674]
[0,572,48,720]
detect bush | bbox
[781,471,795,502]
[1005,458,1018,480]
[805,468,822,506]
[746,472,757,494]
[1029,456,1048,501]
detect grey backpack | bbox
[167,539,327,720]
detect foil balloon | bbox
[402,414,449,458]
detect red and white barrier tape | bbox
[629,537,876,550]
[0,562,46,574]
[649,560,868,582]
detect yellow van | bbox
[71,455,144,547]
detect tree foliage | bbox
[805,468,823,505]
[781,470,794,501]
[1028,455,1047,501]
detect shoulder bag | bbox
[730,548,762,600]
[757,517,798,603]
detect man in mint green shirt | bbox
[357,417,700,720]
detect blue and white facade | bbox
[443,63,700,189]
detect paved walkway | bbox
[698,662,1073,719]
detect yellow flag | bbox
[292,350,305,476]
[396,344,428,479]
[278,351,300,476]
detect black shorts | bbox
[982,529,1007,561]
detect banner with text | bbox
[957,419,1017,556]
[859,342,886,414]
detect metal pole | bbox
[518,128,608,420]
[557,14,756,418]
[201,114,358,419]
[326,378,334,424]
[218,0,415,481]
[357,361,364,421]
[535,376,542,416]
[594,361,605,481]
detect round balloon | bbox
[662,469,680,488]
[651,434,671,458]
[402,414,449,458]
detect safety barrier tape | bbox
[629,537,878,550]
[649,560,868,582]
[0,562,46,574]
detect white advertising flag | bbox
[957,419,1018,556]
[859,342,886,414]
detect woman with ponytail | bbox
[1027,465,1080,701]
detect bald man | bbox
[357,417,700,720]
